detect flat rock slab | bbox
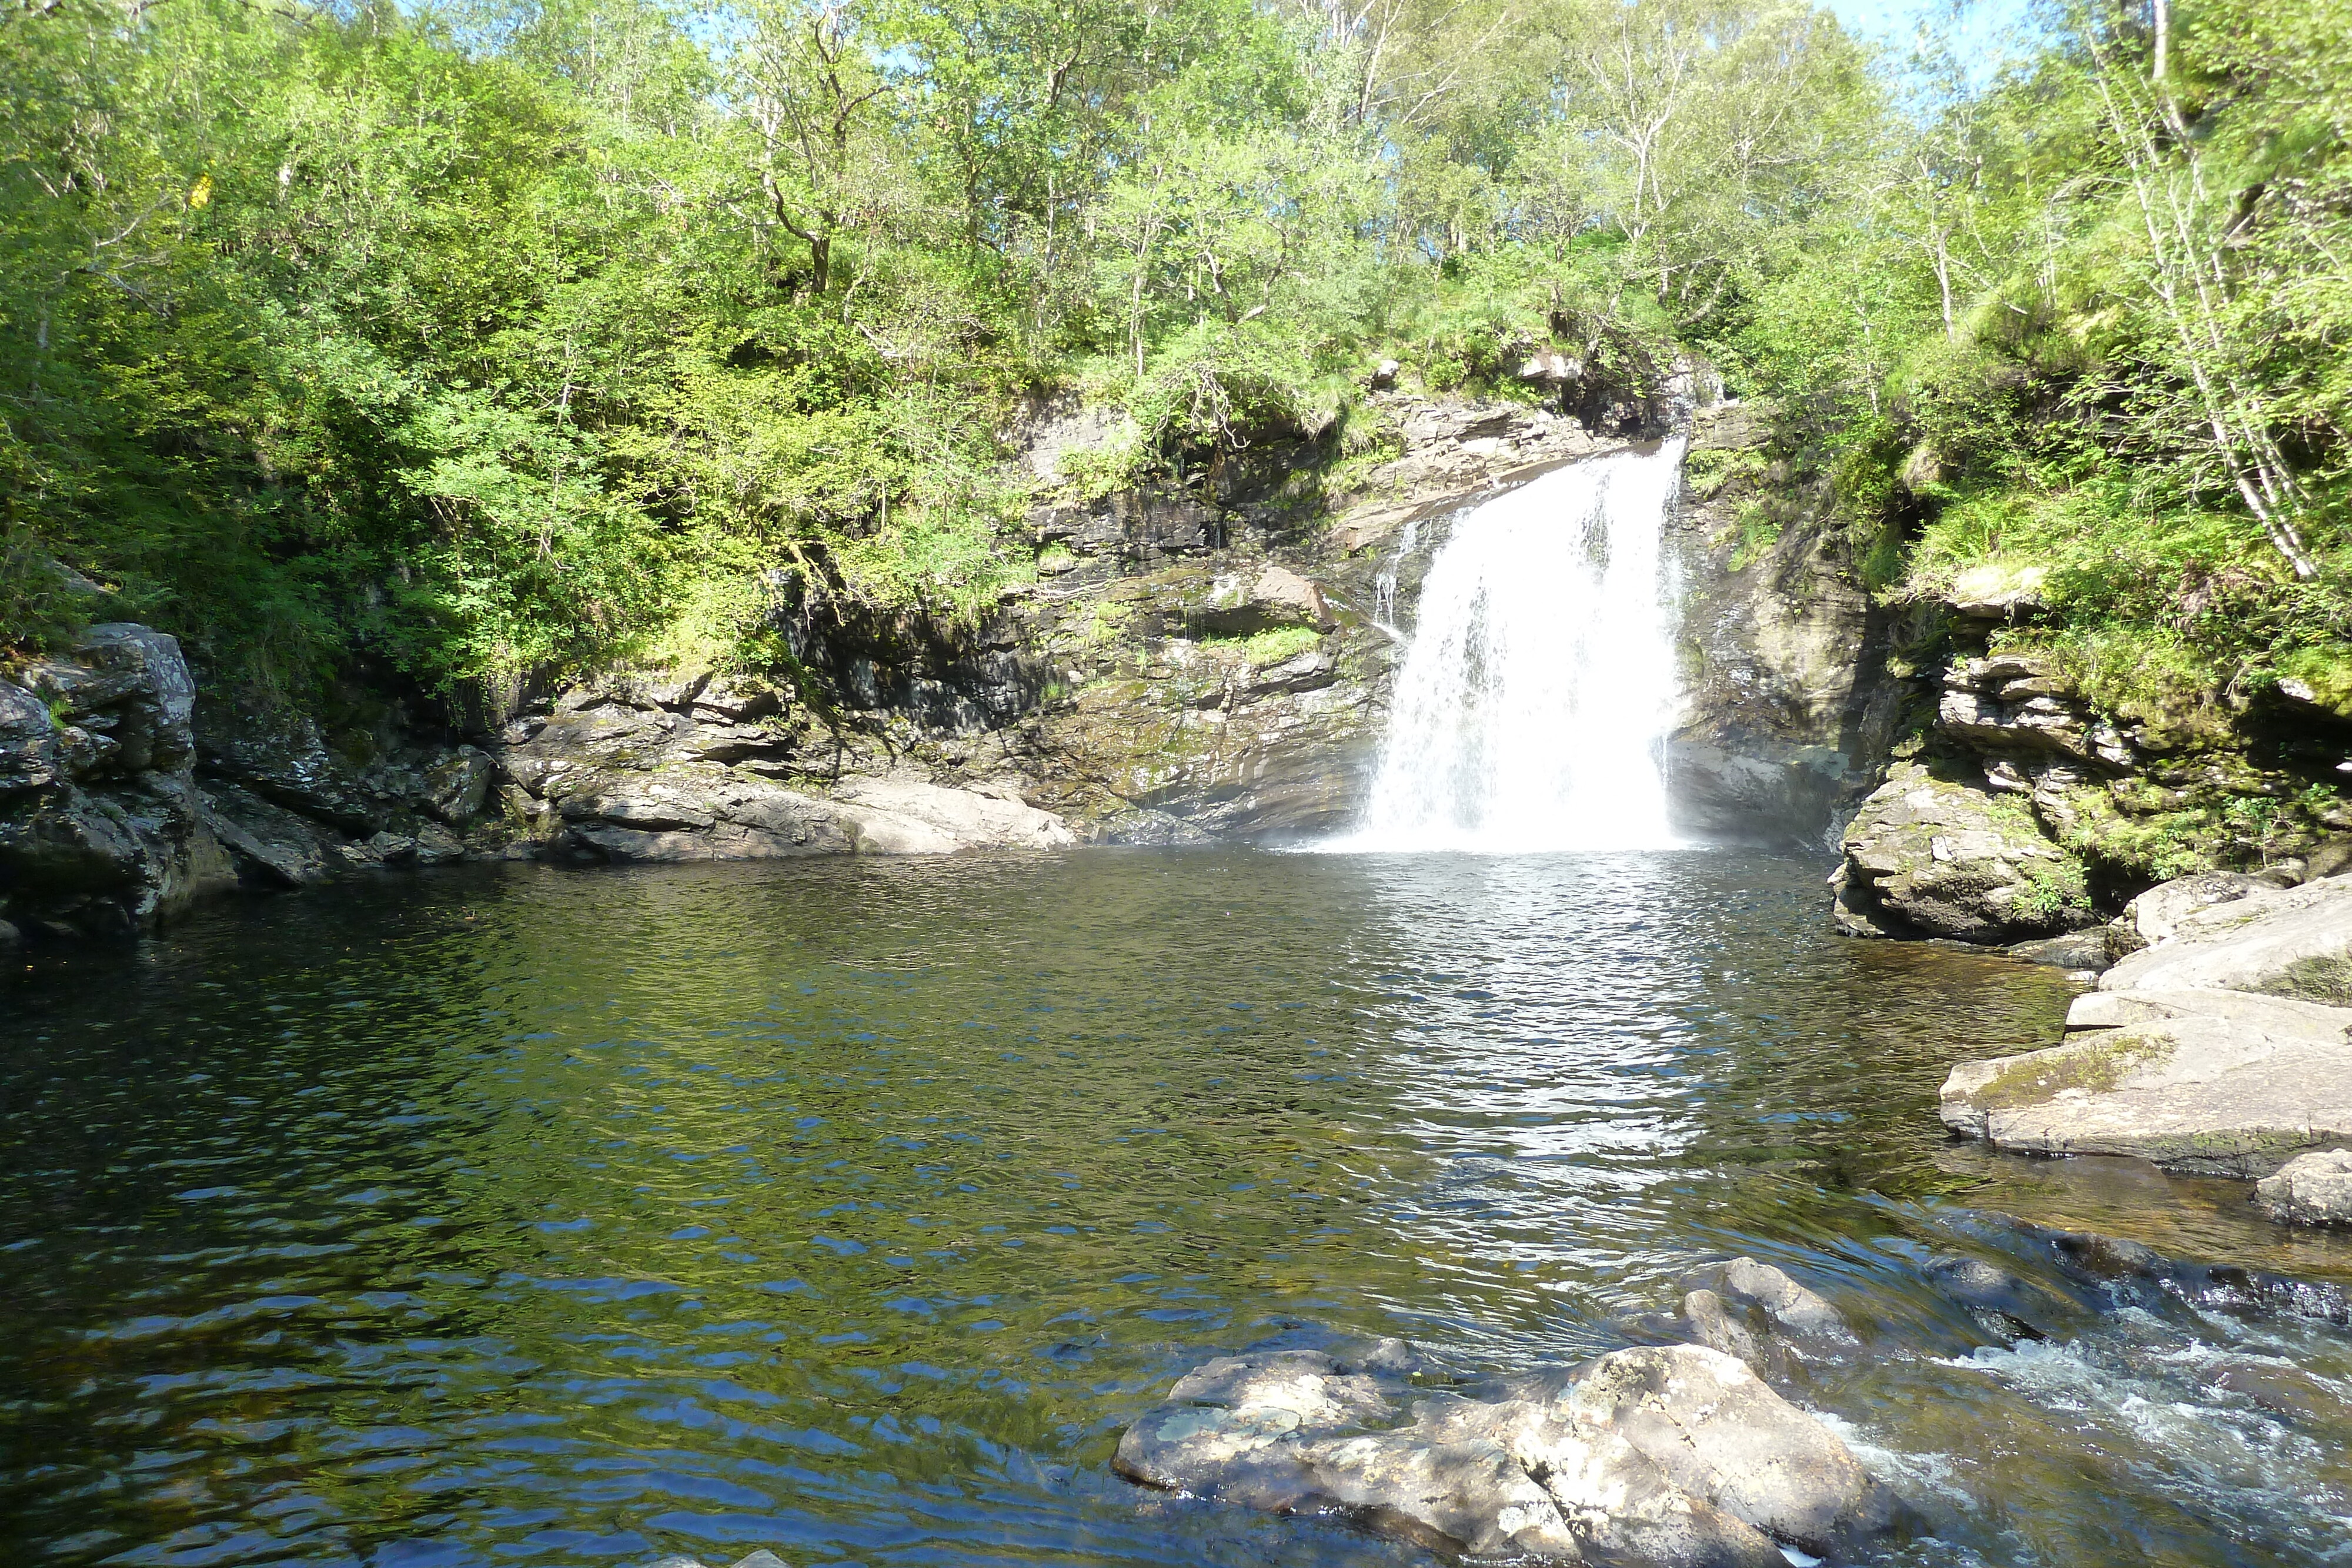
[1940,988,2352,1175]
[1940,874,2352,1176]
[2105,877,2352,1001]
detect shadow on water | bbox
[1,848,2347,1565]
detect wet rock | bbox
[1925,1254,2072,1338]
[1665,433,1901,849]
[2255,1148,2352,1226]
[1348,1336,1422,1376]
[1832,762,2095,942]
[2010,928,2117,972]
[1115,1344,1887,1564]
[1668,1288,1789,1380]
[1679,1258,1860,1359]
[1091,808,1213,846]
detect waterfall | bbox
[1334,440,1688,854]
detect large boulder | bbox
[1940,874,2352,1179]
[1832,761,2095,941]
[1562,1346,1886,1557]
[0,626,235,935]
[1114,1343,1887,1565]
[2255,1149,2352,1226]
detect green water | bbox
[2,849,2348,1566]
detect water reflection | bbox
[0,849,2345,1566]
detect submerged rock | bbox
[1114,1340,1889,1564]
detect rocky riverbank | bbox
[9,372,1891,940]
[1941,868,2352,1213]
[9,377,2344,945]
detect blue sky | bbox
[1821,0,2040,78]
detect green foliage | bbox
[1229,625,1323,665]
[1,0,2345,750]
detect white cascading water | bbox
[1334,439,1688,853]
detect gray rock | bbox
[367,830,419,866]
[1665,450,1900,848]
[832,775,1074,852]
[1115,1344,1885,1564]
[0,678,64,795]
[1935,875,2352,1178]
[1678,1258,1859,1359]
[426,746,496,824]
[1296,1429,1585,1558]
[2255,1148,2352,1226]
[0,628,240,935]
[200,781,340,887]
[0,917,19,945]
[2010,928,2118,972]
[1925,1254,2072,1338]
[1562,1345,1886,1556]
[1437,1402,1783,1568]
[414,823,467,865]
[1113,1349,1391,1510]
[1833,762,2094,942]
[2123,872,2264,946]
[2103,877,2352,1001]
[195,696,383,833]
[1669,1288,1789,1381]
[1939,987,2352,1175]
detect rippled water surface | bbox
[4,849,2350,1567]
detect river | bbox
[4,850,2349,1565]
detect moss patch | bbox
[2267,955,2352,1008]
[1972,1031,2177,1110]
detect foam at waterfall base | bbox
[1324,440,1688,855]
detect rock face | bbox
[0,625,235,937]
[1829,631,2352,946]
[1113,1324,1889,1565]
[2255,1149,2352,1226]
[1667,406,1906,847]
[1015,392,1642,840]
[1940,872,2352,1178]
[1832,761,2096,940]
